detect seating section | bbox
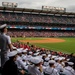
[8,30,75,37]
[0,12,75,37]
[0,12,75,24]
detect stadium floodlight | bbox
[12,3,18,7]
[2,2,18,8]
[42,6,66,12]
[2,2,7,7]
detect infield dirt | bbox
[19,38,65,43]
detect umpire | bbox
[0,24,13,67]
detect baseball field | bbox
[11,37,75,54]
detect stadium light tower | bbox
[42,6,66,12]
[2,2,18,8]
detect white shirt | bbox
[16,55,27,70]
[43,61,49,67]
[28,65,44,75]
[63,66,75,75]
[26,55,32,61]
[2,34,11,59]
[44,66,59,75]
[3,33,11,44]
[55,62,64,73]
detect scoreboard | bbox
[2,2,18,8]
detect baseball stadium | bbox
[0,2,75,75]
[0,6,75,53]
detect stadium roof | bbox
[0,6,75,15]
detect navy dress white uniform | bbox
[15,49,27,70]
[28,57,44,75]
[0,24,12,67]
[55,58,64,73]
[44,60,59,75]
[2,51,20,75]
[43,57,50,67]
[63,62,75,75]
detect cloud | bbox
[67,5,75,12]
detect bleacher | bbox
[0,6,75,37]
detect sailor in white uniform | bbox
[63,62,75,75]
[43,57,50,67]
[55,58,64,73]
[44,60,59,75]
[28,57,44,75]
[15,48,27,70]
[0,24,13,67]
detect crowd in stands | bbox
[0,11,75,75]
[7,24,75,29]
[0,12,75,38]
[0,12,75,24]
[2,41,75,75]
[7,30,75,37]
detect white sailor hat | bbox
[45,57,50,61]
[48,54,51,57]
[19,48,24,50]
[42,54,46,56]
[22,56,26,60]
[12,46,17,50]
[17,48,23,53]
[0,24,7,29]
[30,57,42,64]
[58,57,63,61]
[8,51,17,57]
[33,52,39,56]
[61,57,65,60]
[25,48,28,51]
[22,50,27,53]
[51,55,57,59]
[36,49,40,52]
[49,60,56,64]
[29,51,33,54]
[58,57,65,61]
[54,58,59,61]
[67,62,74,66]
[67,58,70,61]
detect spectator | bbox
[0,24,13,67]
[44,60,59,75]
[69,53,75,70]
[28,57,44,75]
[2,50,25,75]
[63,62,75,75]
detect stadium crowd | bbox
[2,41,75,75]
[1,12,75,38]
[0,24,75,75]
[0,12,75,24]
[7,24,75,29]
[8,30,75,37]
[0,10,75,75]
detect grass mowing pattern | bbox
[11,37,75,54]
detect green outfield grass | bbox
[11,37,75,54]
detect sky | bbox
[0,0,75,12]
